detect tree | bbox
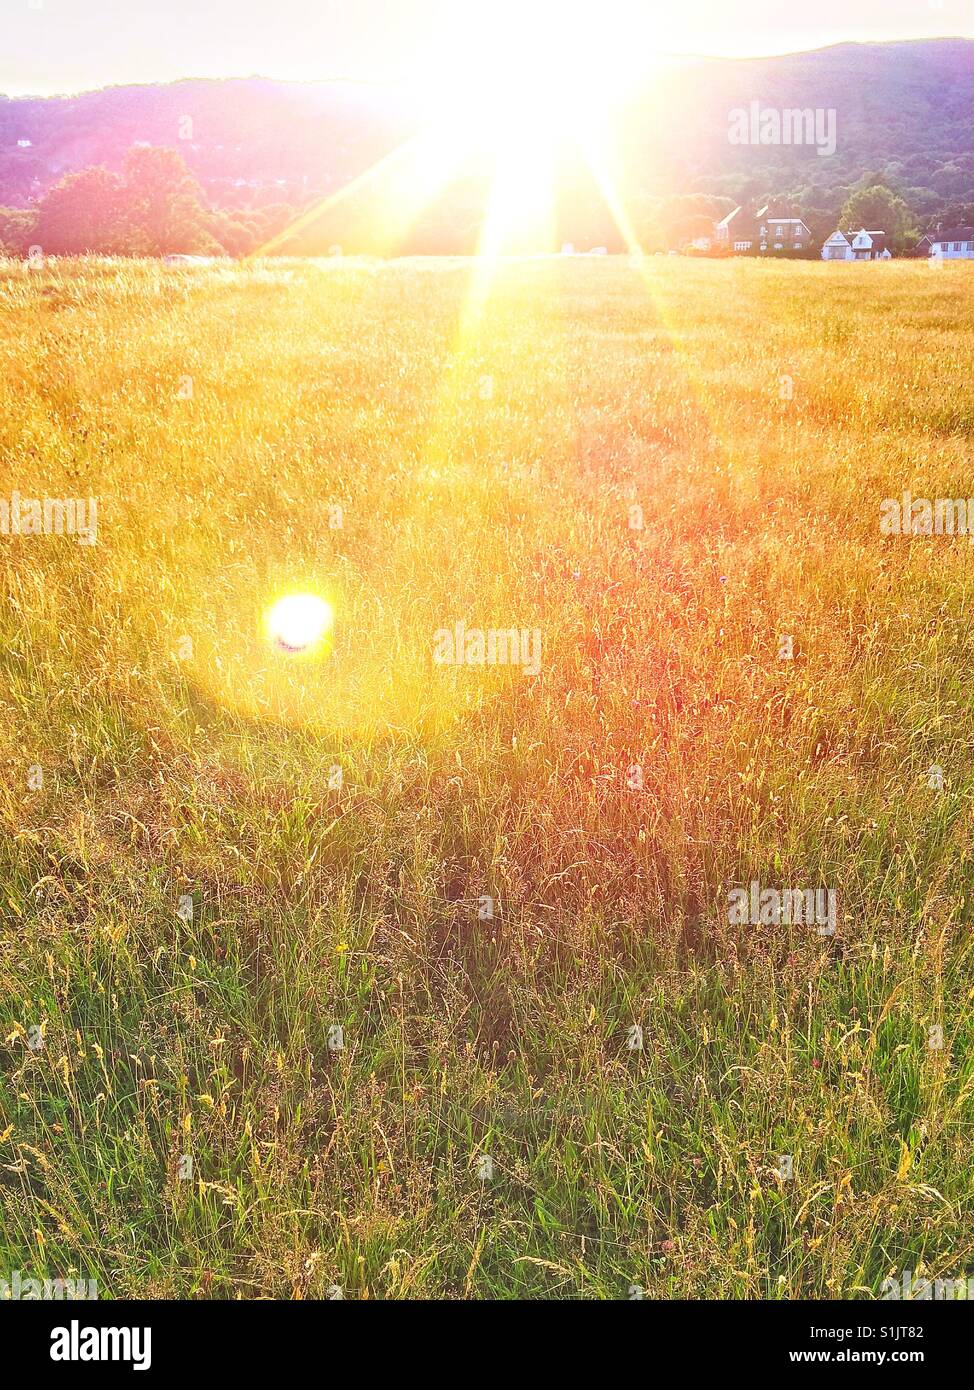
[0,206,39,257]
[657,195,730,251]
[34,167,129,255]
[939,201,974,230]
[121,147,220,255]
[839,183,917,253]
[210,211,259,257]
[30,148,228,256]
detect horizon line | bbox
[2,33,970,103]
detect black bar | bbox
[2,1298,963,1374]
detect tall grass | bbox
[1,254,973,1298]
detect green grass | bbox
[1,254,974,1298]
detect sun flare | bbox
[265,593,334,655]
[422,0,650,255]
[255,0,664,262]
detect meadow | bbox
[1,253,973,1299]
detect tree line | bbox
[0,147,296,259]
[1,147,968,261]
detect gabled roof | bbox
[757,216,811,240]
[934,227,974,242]
[823,230,851,244]
[718,206,760,240]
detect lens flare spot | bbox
[265,594,334,654]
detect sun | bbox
[256,0,664,262]
[428,0,656,117]
[265,593,334,655]
[415,0,659,256]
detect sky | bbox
[2,0,972,97]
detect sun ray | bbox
[251,121,472,258]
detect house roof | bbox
[720,207,809,234]
[757,217,812,239]
[824,229,889,249]
[935,228,974,242]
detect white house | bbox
[821,228,891,261]
[929,228,974,260]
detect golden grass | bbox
[0,254,973,1298]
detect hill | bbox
[1,39,972,252]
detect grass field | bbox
[1,254,974,1299]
